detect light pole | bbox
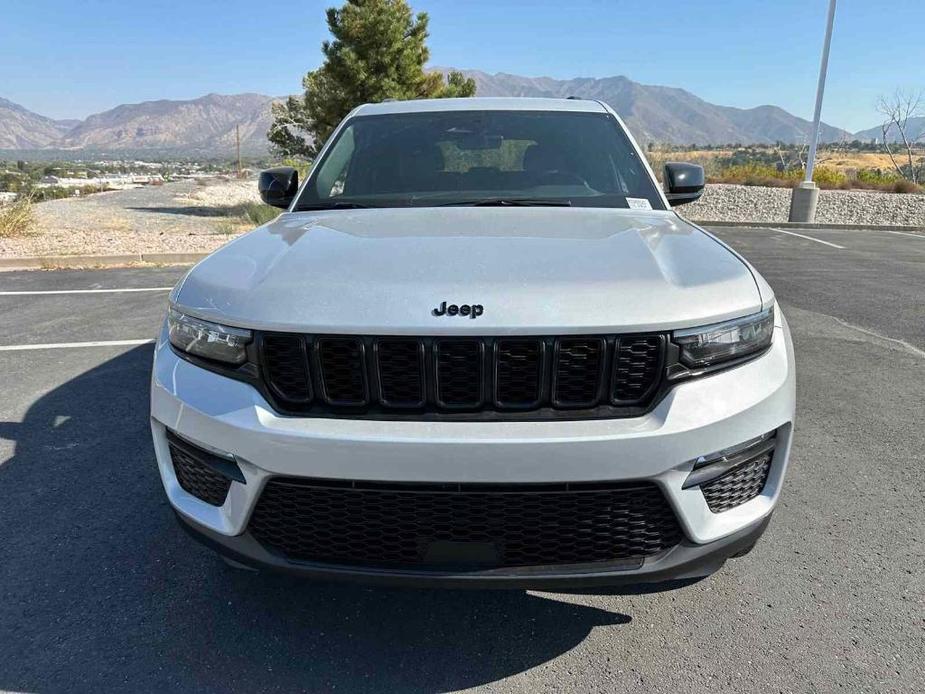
[789,0,837,223]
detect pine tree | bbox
[268,0,476,158]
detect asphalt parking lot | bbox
[0,225,922,693]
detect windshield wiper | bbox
[437,198,572,207]
[294,201,371,211]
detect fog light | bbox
[683,431,776,513]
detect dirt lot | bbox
[0,179,262,258]
[2,177,924,260]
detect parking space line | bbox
[865,229,925,239]
[0,339,155,351]
[770,228,845,249]
[0,287,172,296]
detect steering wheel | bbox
[534,169,590,187]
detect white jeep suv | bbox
[151,97,795,590]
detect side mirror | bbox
[663,162,704,206]
[258,167,299,209]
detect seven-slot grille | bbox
[248,478,684,570]
[258,333,665,418]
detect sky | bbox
[1,0,923,132]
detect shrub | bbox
[29,185,111,202]
[892,179,921,194]
[279,158,312,181]
[242,202,281,226]
[0,193,35,237]
[211,202,282,229]
[809,166,847,188]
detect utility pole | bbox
[235,124,242,178]
[789,0,837,222]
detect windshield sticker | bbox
[626,197,652,210]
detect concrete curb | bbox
[693,220,925,232]
[0,252,209,271]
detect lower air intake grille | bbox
[167,433,233,507]
[249,479,684,570]
[701,454,772,513]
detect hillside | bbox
[1,70,904,155]
[448,70,851,145]
[0,97,74,149]
[853,116,925,144]
[57,93,275,156]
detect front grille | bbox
[262,334,312,403]
[612,336,665,404]
[317,337,368,405]
[376,339,425,407]
[435,339,484,408]
[249,478,684,570]
[167,433,233,506]
[495,339,544,408]
[258,333,666,419]
[553,338,605,406]
[701,454,772,513]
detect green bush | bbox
[29,185,110,202]
[708,163,857,190]
[279,158,312,181]
[242,202,281,226]
[0,193,35,237]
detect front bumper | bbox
[150,313,795,588]
[175,508,772,590]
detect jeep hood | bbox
[172,207,767,334]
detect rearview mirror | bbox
[258,167,299,209]
[663,162,704,206]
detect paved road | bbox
[0,227,922,693]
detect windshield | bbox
[294,110,665,210]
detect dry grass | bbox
[647,147,924,193]
[0,194,35,237]
[655,149,924,174]
[212,219,250,235]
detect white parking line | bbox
[770,228,845,249]
[0,287,172,296]
[865,229,925,239]
[0,339,155,352]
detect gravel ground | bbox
[685,183,925,226]
[0,179,261,258]
[2,180,924,259]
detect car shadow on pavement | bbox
[0,346,631,693]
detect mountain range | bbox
[0,70,900,157]
[0,93,276,155]
[853,117,925,144]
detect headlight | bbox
[674,307,774,368]
[167,308,252,365]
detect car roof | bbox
[353,97,609,116]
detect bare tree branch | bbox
[877,89,924,184]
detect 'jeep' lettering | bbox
[432,301,484,319]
